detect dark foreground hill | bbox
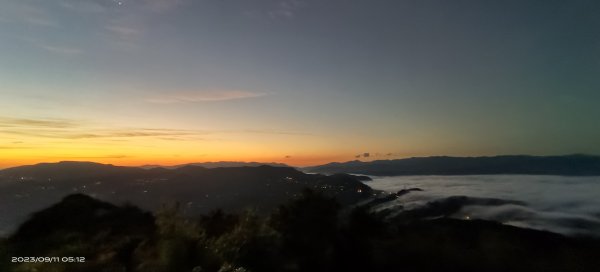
[2,192,599,272]
[0,161,372,235]
[305,154,600,176]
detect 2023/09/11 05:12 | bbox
[11,256,85,263]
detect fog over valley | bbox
[368,175,600,236]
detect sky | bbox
[1,0,599,168]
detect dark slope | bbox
[10,194,155,257]
[7,194,156,272]
[305,154,600,176]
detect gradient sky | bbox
[1,0,599,168]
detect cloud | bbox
[21,36,82,56]
[1,2,59,27]
[240,129,311,136]
[268,0,305,19]
[106,25,140,36]
[105,24,142,47]
[1,128,202,141]
[24,17,59,27]
[39,45,83,55]
[146,90,268,103]
[0,146,32,150]
[0,116,208,141]
[59,0,108,13]
[65,129,199,139]
[59,0,182,13]
[0,116,307,144]
[61,154,131,159]
[143,0,183,13]
[355,152,371,159]
[372,175,600,237]
[0,117,80,128]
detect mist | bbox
[368,175,600,236]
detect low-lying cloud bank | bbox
[368,175,600,236]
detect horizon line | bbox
[1,153,598,170]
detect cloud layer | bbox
[369,175,600,237]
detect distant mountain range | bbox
[0,161,372,235]
[304,155,600,176]
[139,161,289,169]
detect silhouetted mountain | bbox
[0,161,373,235]
[305,154,600,176]
[139,161,290,169]
[0,161,149,180]
[10,194,155,257]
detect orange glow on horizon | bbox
[0,153,352,169]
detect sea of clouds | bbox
[368,175,600,237]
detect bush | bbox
[270,189,340,272]
[0,238,10,272]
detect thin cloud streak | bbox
[0,116,205,141]
[241,129,312,136]
[143,0,184,13]
[146,90,268,104]
[268,0,305,19]
[0,146,32,150]
[106,25,141,36]
[39,45,83,55]
[0,2,59,27]
[59,0,108,13]
[0,117,80,128]
[0,128,203,141]
[60,154,131,159]
[0,116,311,144]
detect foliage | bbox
[4,191,600,272]
[0,238,10,272]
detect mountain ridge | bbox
[0,161,373,235]
[304,154,600,176]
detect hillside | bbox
[0,162,372,236]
